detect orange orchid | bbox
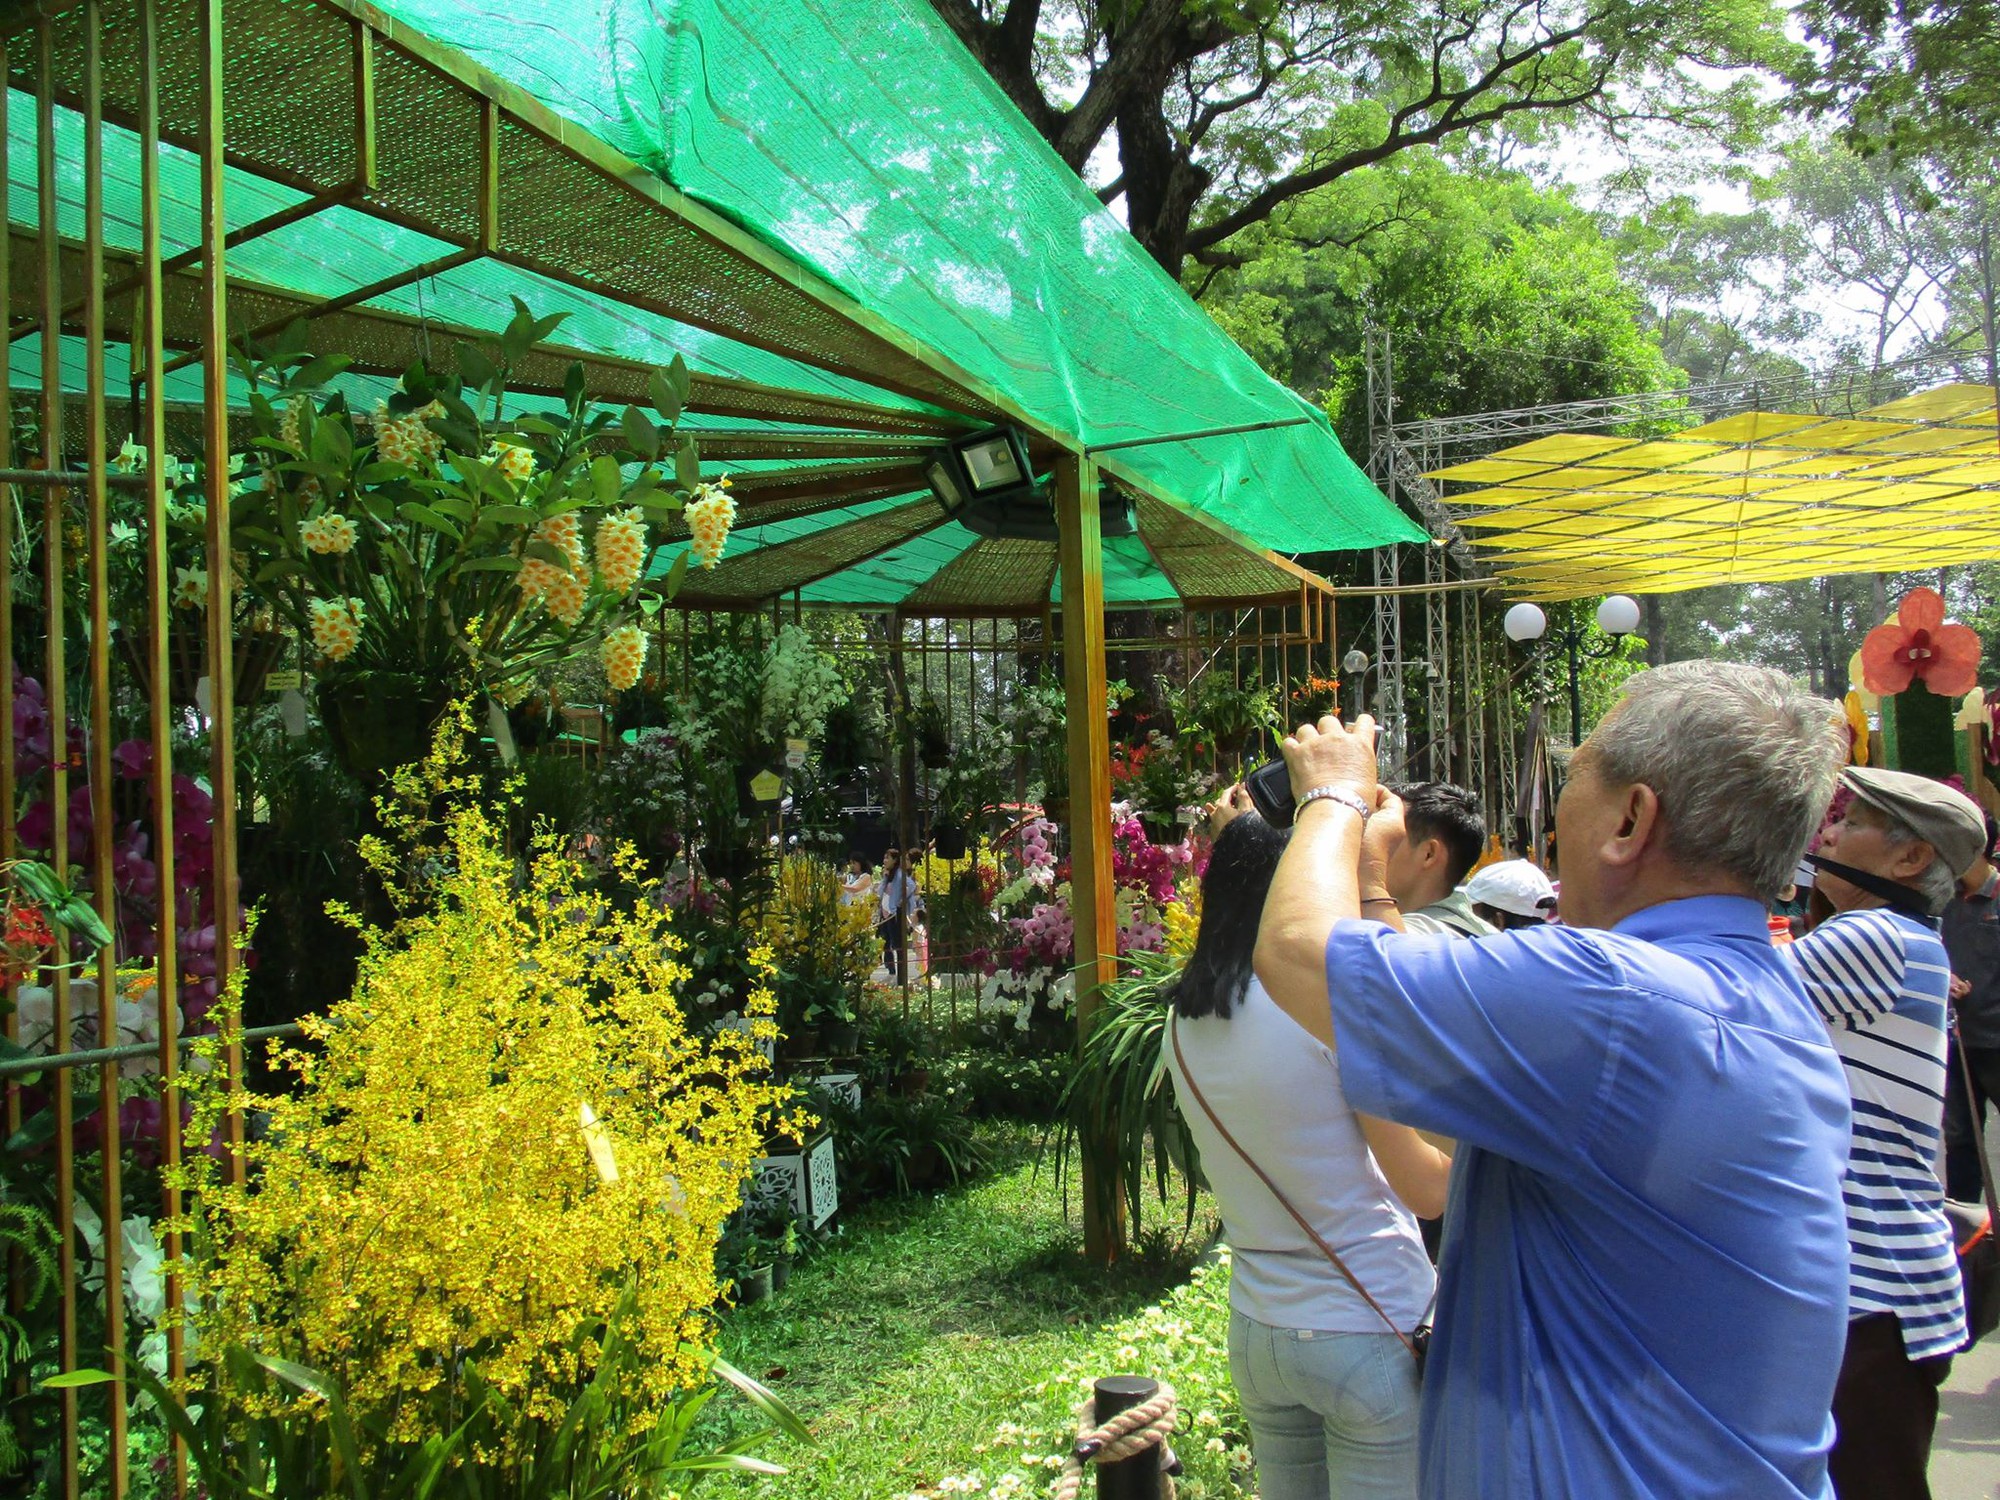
[1860,586,1982,698]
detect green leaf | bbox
[663,546,690,600]
[456,555,524,573]
[524,540,574,571]
[674,438,701,492]
[530,311,569,344]
[41,1368,117,1389]
[709,1353,816,1446]
[309,415,353,470]
[482,504,541,526]
[649,369,683,424]
[456,341,497,392]
[287,353,351,393]
[564,361,587,411]
[397,502,463,540]
[511,414,565,438]
[622,405,661,461]
[591,454,624,507]
[668,351,693,406]
[428,496,476,523]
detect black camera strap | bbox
[1803,854,1939,923]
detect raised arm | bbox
[1252,714,1384,1048]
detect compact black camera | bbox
[1244,759,1298,829]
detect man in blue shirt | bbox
[1254,660,1854,1499]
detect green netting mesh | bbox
[368,0,1421,554]
[5,89,951,425]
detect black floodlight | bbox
[927,425,1139,543]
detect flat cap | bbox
[1840,766,1990,878]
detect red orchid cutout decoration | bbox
[1860,586,1982,698]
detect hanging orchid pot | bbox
[930,823,969,861]
[317,669,453,785]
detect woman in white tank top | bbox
[1166,794,1447,1500]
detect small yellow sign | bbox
[266,670,303,693]
[749,769,784,803]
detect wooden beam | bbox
[1057,452,1122,1265]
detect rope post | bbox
[1088,1376,1177,1500]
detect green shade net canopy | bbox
[5,0,1416,615]
[349,0,1420,560]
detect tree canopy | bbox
[927,0,1802,276]
[1198,153,1674,450]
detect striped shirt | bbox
[1786,907,1967,1359]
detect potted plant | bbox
[1124,730,1213,843]
[808,991,861,1056]
[911,693,951,769]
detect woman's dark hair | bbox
[1172,812,1290,1021]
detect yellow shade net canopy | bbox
[1427,384,2000,598]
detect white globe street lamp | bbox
[1503,602,1548,644]
[1504,594,1642,741]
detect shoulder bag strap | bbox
[1169,1011,1419,1360]
[1952,1005,2000,1230]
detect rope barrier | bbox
[1052,1380,1178,1500]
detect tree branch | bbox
[1185,23,1619,256]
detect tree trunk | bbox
[1115,91,1211,274]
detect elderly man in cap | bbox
[1789,766,1985,1499]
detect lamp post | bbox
[1341,647,1369,721]
[1503,595,1641,745]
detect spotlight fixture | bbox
[926,425,1137,540]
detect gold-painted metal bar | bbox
[155,245,483,379]
[9,189,359,344]
[0,27,19,1423]
[197,0,245,1186]
[479,98,500,250]
[80,4,128,1486]
[135,0,187,1484]
[38,18,81,1493]
[353,20,377,190]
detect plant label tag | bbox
[784,738,808,769]
[750,769,784,802]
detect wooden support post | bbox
[1057,453,1121,1264]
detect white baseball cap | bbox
[1463,860,1557,920]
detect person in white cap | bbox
[1462,860,1557,932]
[1787,765,1988,1500]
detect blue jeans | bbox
[1228,1309,1420,1500]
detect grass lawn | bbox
[710,1124,1249,1499]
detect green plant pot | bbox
[736,1263,775,1305]
[821,1021,860,1055]
[317,671,454,784]
[931,824,969,860]
[771,1256,792,1295]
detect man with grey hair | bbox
[1253,660,1854,1499]
[1786,767,1983,1499]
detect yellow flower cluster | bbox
[299,511,357,555]
[544,567,588,626]
[913,843,1001,900]
[1162,886,1202,964]
[601,622,648,692]
[308,596,364,660]
[683,480,736,570]
[279,395,306,451]
[519,512,586,606]
[487,439,535,482]
[594,507,647,594]
[184,708,785,1457]
[372,399,446,469]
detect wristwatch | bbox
[1297,783,1372,821]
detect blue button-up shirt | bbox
[1327,896,1852,1499]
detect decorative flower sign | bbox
[1861,587,1982,698]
